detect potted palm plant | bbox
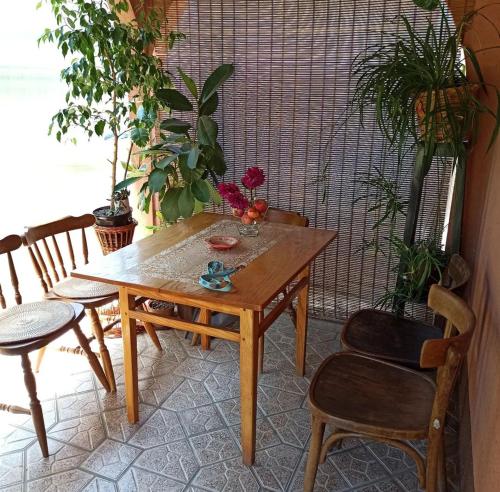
[39,0,183,251]
[351,2,500,309]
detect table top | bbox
[72,213,337,311]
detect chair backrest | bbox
[266,207,309,227]
[0,235,24,308]
[23,214,96,293]
[441,253,471,291]
[420,284,475,485]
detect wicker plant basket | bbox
[415,84,479,143]
[94,220,137,255]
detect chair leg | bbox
[191,333,200,346]
[21,353,48,458]
[88,308,116,392]
[437,437,447,492]
[143,321,162,351]
[258,336,264,375]
[73,324,110,392]
[34,346,47,373]
[304,415,325,492]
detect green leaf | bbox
[94,120,105,136]
[114,176,141,192]
[156,154,178,169]
[178,186,195,218]
[199,92,218,116]
[197,116,218,146]
[160,118,192,134]
[177,153,192,182]
[187,144,200,169]
[191,179,210,203]
[148,168,168,193]
[200,64,234,103]
[206,143,227,176]
[178,67,198,100]
[130,127,150,147]
[206,180,222,206]
[157,88,193,111]
[161,187,181,223]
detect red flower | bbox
[217,182,250,210]
[241,167,265,190]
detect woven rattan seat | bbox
[0,301,74,345]
[52,277,119,299]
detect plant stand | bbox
[94,220,137,255]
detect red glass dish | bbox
[205,236,239,250]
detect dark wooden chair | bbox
[190,208,309,373]
[304,284,475,492]
[0,234,110,458]
[341,254,470,369]
[23,214,162,392]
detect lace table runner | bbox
[138,220,294,285]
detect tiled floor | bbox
[0,314,458,491]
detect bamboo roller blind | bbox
[155,0,453,320]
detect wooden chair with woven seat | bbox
[340,253,471,369]
[189,208,309,373]
[22,214,162,392]
[0,234,110,458]
[304,284,475,492]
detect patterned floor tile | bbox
[204,373,240,401]
[48,414,105,451]
[268,409,311,448]
[212,360,240,379]
[257,386,305,416]
[262,350,295,374]
[216,398,264,426]
[0,451,24,487]
[205,341,239,363]
[57,391,100,421]
[289,452,350,492]
[309,338,341,361]
[258,372,309,396]
[26,438,89,481]
[252,444,302,491]
[137,355,179,380]
[178,404,225,437]
[55,370,96,397]
[189,428,241,466]
[367,442,417,475]
[81,439,141,480]
[328,446,389,488]
[0,484,23,492]
[0,426,36,455]
[134,440,199,483]
[231,417,281,451]
[98,385,127,412]
[192,457,260,492]
[117,467,185,491]
[81,476,116,492]
[307,319,343,343]
[173,358,217,381]
[162,379,213,411]
[354,478,403,491]
[26,469,93,492]
[137,373,184,406]
[393,471,424,492]
[102,404,156,442]
[128,409,185,448]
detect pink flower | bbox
[241,167,265,190]
[217,182,250,210]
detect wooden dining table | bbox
[72,212,336,465]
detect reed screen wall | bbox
[156,0,453,320]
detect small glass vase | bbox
[237,221,259,237]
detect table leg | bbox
[296,265,310,376]
[199,309,212,350]
[119,287,139,423]
[239,308,259,465]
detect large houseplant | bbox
[39,0,182,231]
[351,2,500,309]
[115,64,234,223]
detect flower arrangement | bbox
[218,167,268,233]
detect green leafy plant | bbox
[115,64,234,223]
[377,236,448,309]
[352,3,500,166]
[39,0,181,211]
